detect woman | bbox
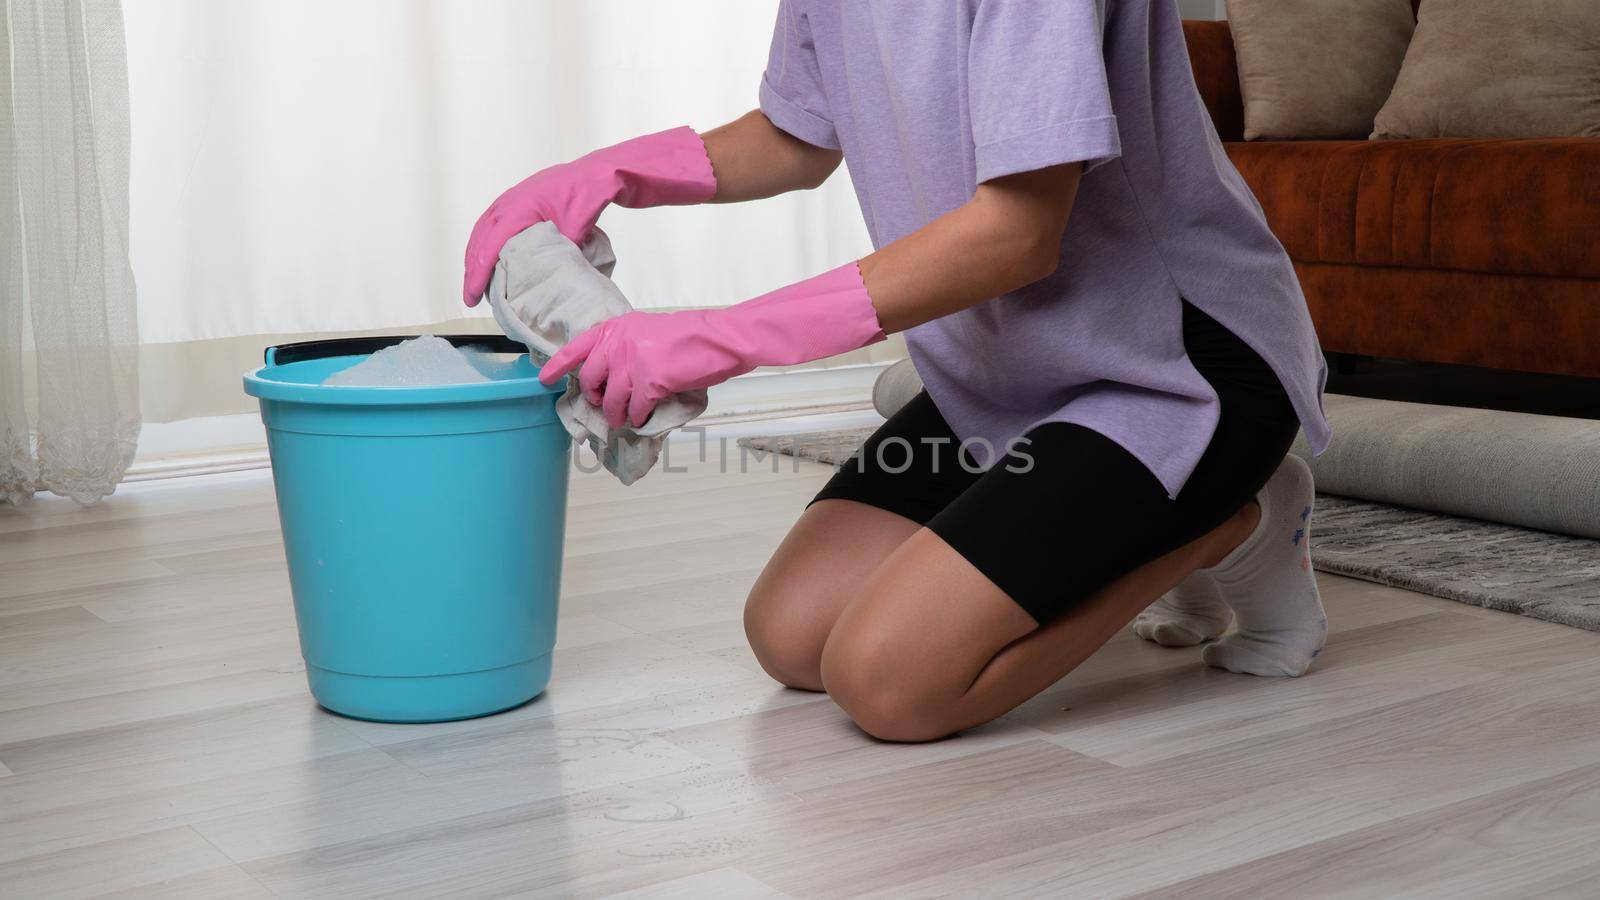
[463,0,1332,742]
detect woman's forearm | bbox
[701,110,844,203]
[859,164,1083,334]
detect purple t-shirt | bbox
[760,0,1330,496]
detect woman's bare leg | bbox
[743,498,922,691]
[820,501,1261,742]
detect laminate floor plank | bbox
[845,658,1600,898]
[0,509,279,565]
[0,826,238,900]
[93,864,278,899]
[1132,760,1600,900]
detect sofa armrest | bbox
[1183,20,1245,142]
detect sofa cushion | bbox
[1373,0,1600,139]
[1227,138,1600,280]
[1228,0,1415,140]
[1296,262,1600,377]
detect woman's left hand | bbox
[539,308,744,431]
[539,262,886,430]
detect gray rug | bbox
[739,429,1600,633]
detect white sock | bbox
[1199,454,1326,676]
[1133,574,1231,647]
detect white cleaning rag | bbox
[486,221,708,485]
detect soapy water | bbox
[322,335,521,387]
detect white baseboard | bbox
[126,415,269,482]
[701,362,889,418]
[129,361,894,482]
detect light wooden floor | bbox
[4,452,1600,899]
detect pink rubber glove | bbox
[539,263,886,430]
[462,126,717,305]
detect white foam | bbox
[323,335,493,387]
[459,346,524,381]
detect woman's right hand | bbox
[462,162,595,306]
[461,127,717,306]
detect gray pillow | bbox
[1372,0,1600,139]
[1229,0,1416,140]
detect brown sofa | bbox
[1184,11,1600,379]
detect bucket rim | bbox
[242,334,565,406]
[243,367,566,405]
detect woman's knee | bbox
[742,499,919,693]
[820,632,960,743]
[743,585,828,692]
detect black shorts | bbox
[813,301,1301,624]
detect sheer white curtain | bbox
[125,1,876,421]
[1,0,140,505]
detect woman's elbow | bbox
[973,164,1079,288]
[798,149,844,190]
[1013,236,1064,286]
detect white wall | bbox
[123,1,872,346]
[121,1,889,425]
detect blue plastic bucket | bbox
[243,335,570,723]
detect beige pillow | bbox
[1229,0,1416,140]
[1373,0,1600,139]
